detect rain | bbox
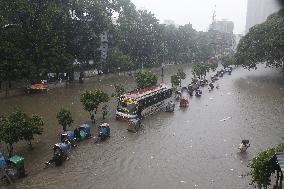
[0,0,284,189]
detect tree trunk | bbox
[5,81,8,97]
[7,143,13,158]
[28,140,33,150]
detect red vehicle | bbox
[179,93,189,107]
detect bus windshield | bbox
[117,98,137,114]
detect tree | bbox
[221,55,236,68]
[0,0,115,82]
[192,63,210,79]
[0,110,44,156]
[21,115,44,149]
[236,9,284,70]
[177,69,186,86]
[208,58,219,71]
[135,70,158,89]
[80,90,110,122]
[112,84,125,98]
[107,48,132,73]
[171,75,180,87]
[248,142,284,189]
[56,108,73,131]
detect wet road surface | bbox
[0,65,283,189]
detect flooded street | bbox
[1,65,284,189]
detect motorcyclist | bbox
[209,82,214,90]
[238,140,250,152]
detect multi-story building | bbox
[208,19,235,56]
[209,20,234,34]
[245,0,281,33]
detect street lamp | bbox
[161,63,165,83]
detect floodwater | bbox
[0,65,284,189]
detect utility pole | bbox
[161,63,165,83]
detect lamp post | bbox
[161,63,165,83]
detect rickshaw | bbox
[78,123,91,141]
[165,101,175,112]
[195,88,202,97]
[2,155,26,182]
[180,95,189,107]
[26,82,48,94]
[127,118,141,133]
[98,123,110,140]
[209,82,214,91]
[200,79,208,87]
[45,143,71,167]
[225,67,233,75]
[181,87,188,94]
[61,130,76,146]
[187,84,194,96]
[174,91,181,101]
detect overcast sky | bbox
[131,0,247,34]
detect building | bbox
[209,19,234,34]
[245,0,281,33]
[233,34,243,51]
[208,19,235,56]
[99,31,109,61]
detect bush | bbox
[56,108,73,131]
[135,70,158,89]
[80,90,109,122]
[248,143,284,188]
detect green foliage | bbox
[112,84,125,98]
[171,75,180,87]
[177,69,186,80]
[21,114,44,148]
[208,59,219,71]
[107,48,132,72]
[56,108,73,131]
[80,90,110,122]
[221,55,236,68]
[236,9,284,70]
[192,63,210,79]
[177,69,186,86]
[0,109,44,156]
[0,0,231,84]
[0,0,114,81]
[248,143,284,188]
[135,70,158,89]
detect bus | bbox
[116,84,173,120]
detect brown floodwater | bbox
[0,65,283,189]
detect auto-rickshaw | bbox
[127,118,141,133]
[98,123,110,140]
[3,155,26,181]
[45,143,71,167]
[0,153,6,170]
[61,130,76,146]
[180,95,189,107]
[78,123,91,141]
